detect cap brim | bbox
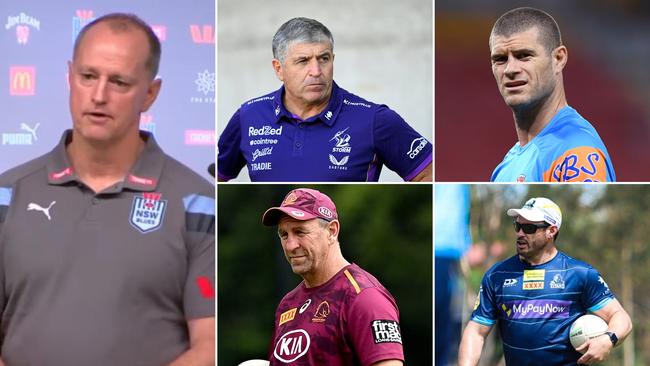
[261,207,319,226]
[506,208,546,223]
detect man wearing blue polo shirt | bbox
[458,198,632,366]
[217,17,432,182]
[489,8,615,182]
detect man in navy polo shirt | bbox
[218,17,432,182]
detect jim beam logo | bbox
[5,12,41,44]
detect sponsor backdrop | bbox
[218,0,433,182]
[0,1,215,180]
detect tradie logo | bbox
[190,25,215,44]
[72,10,95,43]
[10,66,35,96]
[27,201,56,221]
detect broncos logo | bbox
[312,301,330,322]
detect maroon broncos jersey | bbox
[269,263,404,365]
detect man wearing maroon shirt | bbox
[261,188,404,365]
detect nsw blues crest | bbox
[130,192,167,233]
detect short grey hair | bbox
[490,7,562,53]
[272,17,334,63]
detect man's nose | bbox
[92,78,109,104]
[307,58,322,77]
[504,57,521,76]
[284,234,300,251]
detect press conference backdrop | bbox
[0,1,215,180]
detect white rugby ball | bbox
[238,360,270,366]
[569,314,608,350]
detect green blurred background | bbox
[218,184,433,365]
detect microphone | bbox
[208,163,215,177]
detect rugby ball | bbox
[238,360,270,366]
[569,314,608,351]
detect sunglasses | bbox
[513,221,550,234]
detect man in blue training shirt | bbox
[458,197,632,366]
[217,17,432,182]
[488,7,615,182]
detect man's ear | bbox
[272,59,284,82]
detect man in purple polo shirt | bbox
[260,188,404,365]
[218,17,432,182]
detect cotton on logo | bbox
[273,329,310,363]
[190,25,215,44]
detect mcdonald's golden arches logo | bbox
[9,66,35,96]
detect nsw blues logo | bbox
[130,192,167,233]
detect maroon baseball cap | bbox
[262,188,338,226]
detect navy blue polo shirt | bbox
[218,82,432,181]
[471,251,614,365]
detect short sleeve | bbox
[217,109,247,181]
[470,274,498,326]
[544,147,612,182]
[345,288,404,366]
[373,106,432,180]
[582,267,614,312]
[182,194,215,319]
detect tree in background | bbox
[466,184,648,366]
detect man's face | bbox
[514,217,553,260]
[490,28,560,109]
[278,216,332,277]
[273,41,334,109]
[68,22,161,145]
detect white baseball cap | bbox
[507,197,562,229]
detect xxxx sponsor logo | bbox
[523,282,544,290]
[279,308,297,326]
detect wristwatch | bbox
[605,331,618,346]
